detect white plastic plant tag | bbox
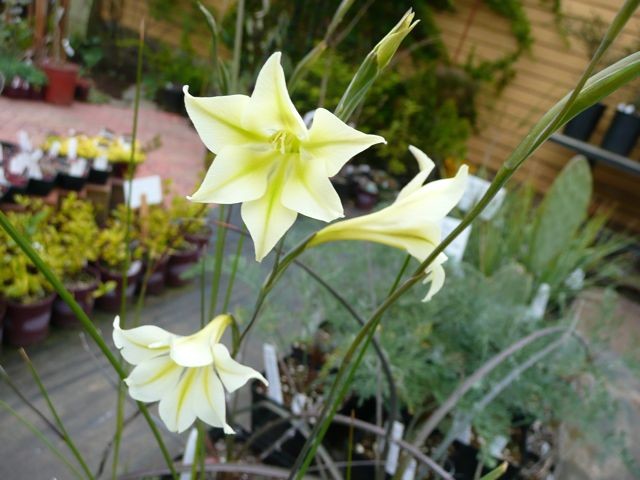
[49,141,61,157]
[93,156,109,171]
[385,421,405,475]
[27,161,43,180]
[9,152,29,174]
[402,459,417,480]
[528,283,550,320]
[69,158,87,177]
[303,110,316,128]
[488,435,508,458]
[457,175,506,220]
[123,175,163,209]
[179,427,199,480]
[440,216,472,262]
[17,130,32,152]
[67,137,78,159]
[263,343,283,404]
[291,393,307,415]
[456,424,472,445]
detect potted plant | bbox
[168,194,210,252]
[1,207,62,347]
[563,102,606,141]
[137,206,175,296]
[49,193,102,327]
[39,0,79,106]
[94,209,142,312]
[106,137,146,179]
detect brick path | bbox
[0,97,206,197]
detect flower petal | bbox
[303,108,385,176]
[422,253,448,302]
[158,368,200,433]
[170,315,232,367]
[112,316,173,365]
[191,367,234,434]
[125,356,183,402]
[397,145,436,201]
[183,87,265,154]
[395,164,469,221]
[187,146,277,204]
[281,155,344,222]
[212,344,267,393]
[244,52,307,138]
[241,183,297,261]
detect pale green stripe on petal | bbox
[170,315,232,367]
[192,367,234,434]
[159,368,199,433]
[126,356,183,402]
[212,344,267,393]
[183,87,265,154]
[303,108,385,176]
[187,146,277,204]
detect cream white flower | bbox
[113,315,266,433]
[309,146,468,301]
[184,52,385,261]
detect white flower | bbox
[184,52,385,261]
[113,315,267,433]
[309,146,468,301]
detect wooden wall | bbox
[434,0,640,230]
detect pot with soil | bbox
[3,294,56,347]
[51,269,100,328]
[166,244,199,287]
[185,226,212,253]
[40,60,79,106]
[95,261,142,312]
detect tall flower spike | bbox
[184,52,385,261]
[309,146,468,301]
[113,315,267,434]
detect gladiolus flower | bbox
[309,146,468,301]
[113,315,266,433]
[184,52,385,261]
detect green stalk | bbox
[0,212,178,479]
[208,205,227,320]
[222,233,245,313]
[289,14,640,478]
[113,20,145,478]
[19,350,94,479]
[0,400,85,480]
[230,0,245,93]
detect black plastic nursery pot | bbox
[155,84,186,115]
[87,163,111,184]
[26,176,57,196]
[95,261,142,312]
[563,103,606,141]
[110,162,137,180]
[600,109,640,156]
[51,269,100,328]
[3,294,55,347]
[57,172,88,191]
[165,245,199,287]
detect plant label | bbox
[528,283,550,320]
[385,421,405,475]
[69,158,87,177]
[402,459,417,480]
[123,175,164,209]
[48,141,61,157]
[565,268,585,291]
[457,175,506,220]
[263,343,284,404]
[17,130,32,152]
[93,156,109,171]
[488,435,508,458]
[67,137,78,159]
[440,216,472,262]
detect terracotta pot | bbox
[3,294,55,347]
[52,270,100,328]
[166,246,199,287]
[41,61,79,106]
[141,257,168,296]
[95,261,142,312]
